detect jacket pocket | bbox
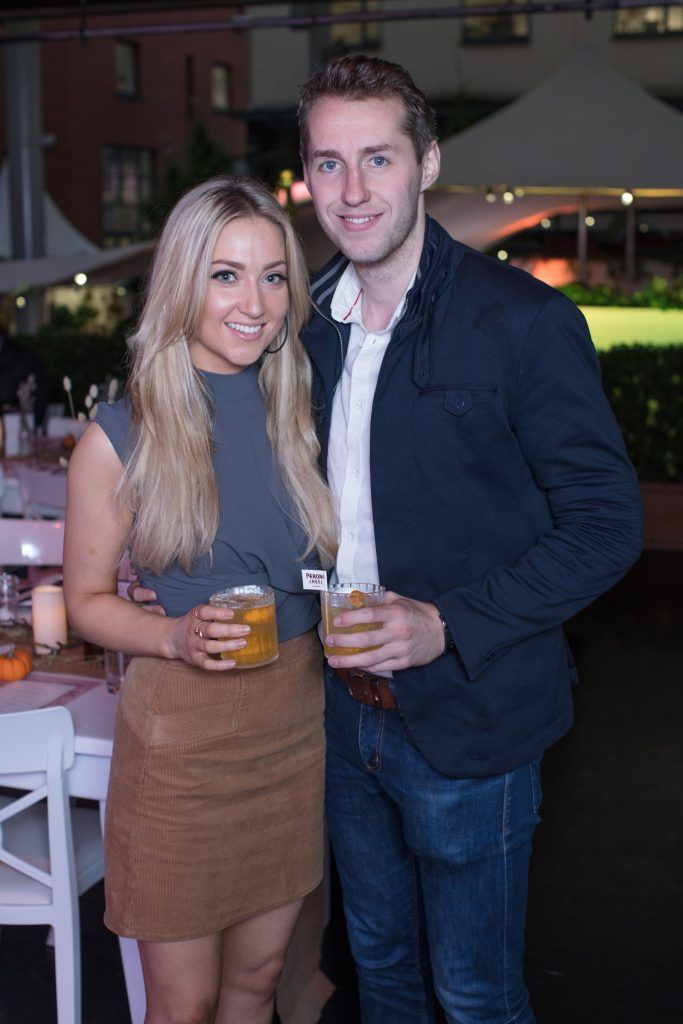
[444,386,498,417]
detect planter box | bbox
[640,483,683,552]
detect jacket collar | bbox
[310,215,448,317]
[307,217,464,388]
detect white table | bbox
[1,671,146,1024]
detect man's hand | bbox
[127,579,165,615]
[324,591,446,673]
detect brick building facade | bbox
[1,5,248,248]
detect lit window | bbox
[327,1,382,53]
[463,0,530,44]
[614,5,683,36]
[115,40,139,98]
[102,146,154,243]
[211,64,232,114]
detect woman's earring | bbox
[264,316,289,354]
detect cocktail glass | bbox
[321,583,385,658]
[209,585,278,668]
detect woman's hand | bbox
[165,603,250,671]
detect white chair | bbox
[46,417,86,441]
[2,412,35,457]
[44,402,66,423]
[0,707,104,1024]
[0,519,65,567]
[15,465,67,519]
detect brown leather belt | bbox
[333,667,399,711]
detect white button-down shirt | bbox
[327,262,415,586]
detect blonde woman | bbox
[64,177,336,1024]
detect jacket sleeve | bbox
[437,294,643,682]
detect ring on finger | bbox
[194,623,205,639]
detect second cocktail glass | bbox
[321,583,385,658]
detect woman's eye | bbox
[212,270,236,283]
[265,273,287,285]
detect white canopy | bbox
[437,46,683,194]
[0,161,153,293]
[0,242,153,293]
[0,161,97,259]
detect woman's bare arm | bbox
[63,423,247,669]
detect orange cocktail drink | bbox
[209,585,278,668]
[321,583,385,658]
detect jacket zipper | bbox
[312,301,346,397]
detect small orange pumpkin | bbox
[0,645,34,682]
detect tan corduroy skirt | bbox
[103,628,324,941]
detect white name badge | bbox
[302,569,328,592]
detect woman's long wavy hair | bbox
[124,176,337,574]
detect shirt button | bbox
[344,532,353,541]
[354,400,363,408]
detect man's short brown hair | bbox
[298,54,437,164]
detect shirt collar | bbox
[330,261,417,334]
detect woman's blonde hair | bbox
[124,175,337,574]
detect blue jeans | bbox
[324,670,541,1024]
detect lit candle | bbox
[32,585,68,654]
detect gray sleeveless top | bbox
[95,364,320,642]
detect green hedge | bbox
[598,345,682,483]
[562,277,683,309]
[13,327,683,484]
[18,323,130,413]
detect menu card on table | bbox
[0,678,76,713]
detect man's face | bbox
[302,95,440,270]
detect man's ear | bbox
[301,153,311,192]
[420,140,440,193]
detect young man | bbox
[297,55,643,1024]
